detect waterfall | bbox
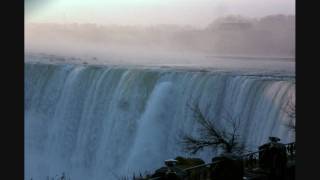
[25,62,295,180]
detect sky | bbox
[26,0,295,27]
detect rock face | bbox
[210,154,244,180]
[175,156,205,168]
[258,139,288,180]
[150,157,204,180]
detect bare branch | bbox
[180,102,245,155]
[282,92,295,131]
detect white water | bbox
[25,59,295,180]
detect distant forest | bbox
[26,14,295,57]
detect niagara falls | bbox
[25,0,295,180]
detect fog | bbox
[25,0,295,66]
[26,14,295,64]
[26,0,295,27]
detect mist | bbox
[25,0,295,67]
[26,14,295,65]
[26,0,295,27]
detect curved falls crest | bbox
[25,63,295,179]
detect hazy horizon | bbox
[26,0,295,28]
[25,1,295,66]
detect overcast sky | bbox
[26,0,295,27]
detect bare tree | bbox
[181,103,244,155]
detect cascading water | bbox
[25,61,295,180]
